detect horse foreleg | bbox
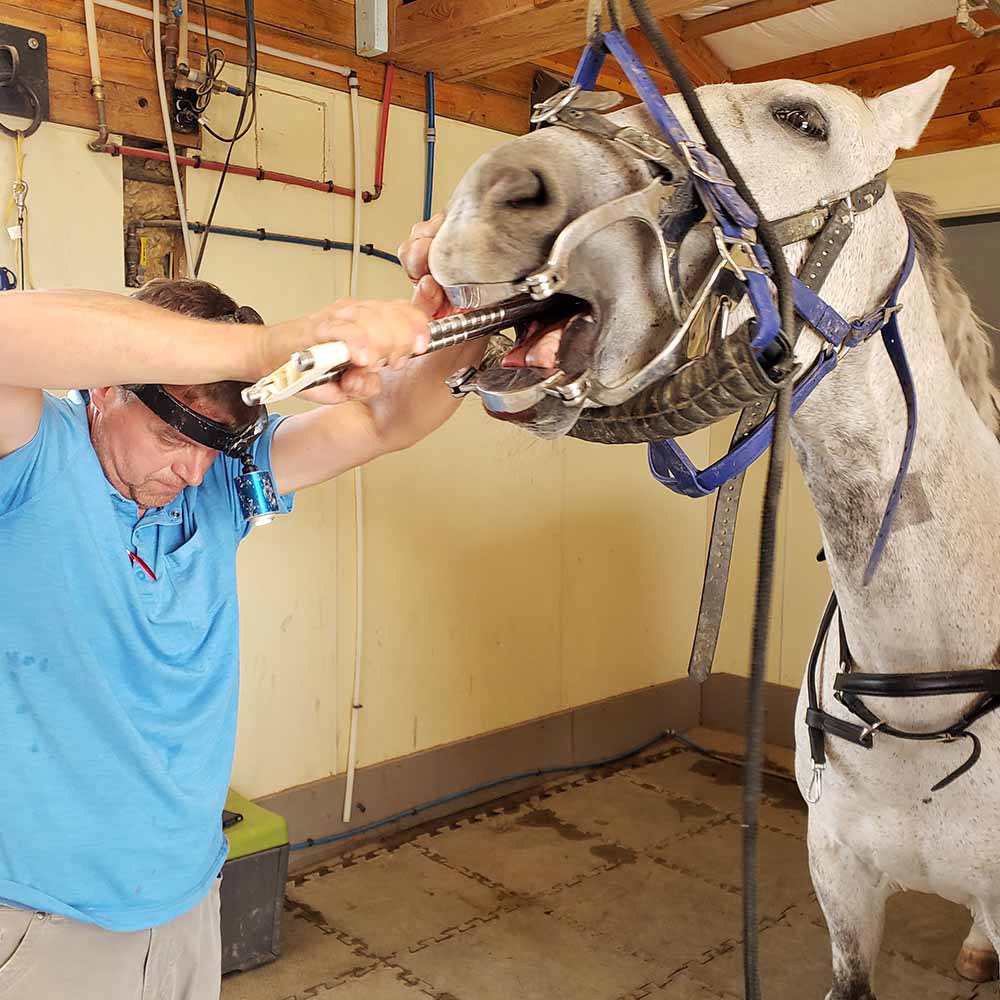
[809,827,891,1000]
[957,911,1000,983]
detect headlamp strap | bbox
[124,383,267,458]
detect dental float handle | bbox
[242,294,561,405]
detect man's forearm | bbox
[369,338,487,451]
[0,290,257,389]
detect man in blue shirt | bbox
[0,216,470,998]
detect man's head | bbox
[88,278,264,510]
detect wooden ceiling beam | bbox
[733,12,1000,83]
[681,0,837,41]
[391,0,719,81]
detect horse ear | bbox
[869,67,954,150]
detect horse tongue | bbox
[503,326,563,369]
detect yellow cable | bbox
[6,132,33,289]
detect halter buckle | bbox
[530,85,581,126]
[713,228,762,281]
[678,140,736,186]
[859,719,886,742]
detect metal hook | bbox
[805,763,825,805]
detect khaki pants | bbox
[0,878,221,1000]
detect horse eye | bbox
[773,105,828,140]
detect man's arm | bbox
[269,215,487,493]
[0,289,429,459]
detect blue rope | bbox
[290,728,679,852]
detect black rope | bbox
[194,0,258,276]
[626,4,797,997]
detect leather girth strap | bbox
[687,172,888,682]
[806,591,1000,793]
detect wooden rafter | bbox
[681,0,837,40]
[733,12,1000,83]
[391,0,722,81]
[505,14,731,99]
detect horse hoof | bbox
[955,945,999,982]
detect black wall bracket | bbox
[0,24,49,133]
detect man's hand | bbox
[259,298,431,405]
[398,213,458,323]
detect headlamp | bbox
[123,301,284,527]
[124,383,284,527]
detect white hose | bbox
[96,0,352,76]
[349,76,363,297]
[83,0,110,150]
[178,0,189,68]
[83,0,103,86]
[151,0,196,277]
[342,73,364,824]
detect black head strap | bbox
[124,383,267,458]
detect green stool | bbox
[220,789,290,975]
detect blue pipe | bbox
[289,728,694,852]
[423,72,436,221]
[181,223,401,265]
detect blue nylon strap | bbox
[861,232,917,584]
[648,232,917,584]
[647,349,839,498]
[571,42,607,90]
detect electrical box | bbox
[356,0,389,58]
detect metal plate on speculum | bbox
[0,25,49,125]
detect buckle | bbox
[678,141,736,187]
[859,719,886,742]
[614,126,677,168]
[530,86,581,126]
[712,227,762,281]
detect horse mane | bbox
[897,190,1000,438]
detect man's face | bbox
[89,385,228,510]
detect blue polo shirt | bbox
[0,391,293,931]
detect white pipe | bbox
[342,72,365,824]
[151,0,197,277]
[83,0,110,150]
[96,0,353,77]
[349,75,362,297]
[84,0,103,85]
[178,0,189,68]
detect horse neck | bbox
[789,202,1000,675]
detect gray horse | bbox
[429,67,1000,1000]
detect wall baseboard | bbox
[256,671,798,873]
[700,673,800,751]
[259,676,701,873]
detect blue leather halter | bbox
[568,30,918,586]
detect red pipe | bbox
[99,144,355,199]
[363,62,394,203]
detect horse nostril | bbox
[486,165,549,210]
[508,171,548,209]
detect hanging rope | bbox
[6,132,32,289]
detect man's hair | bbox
[130,278,264,427]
